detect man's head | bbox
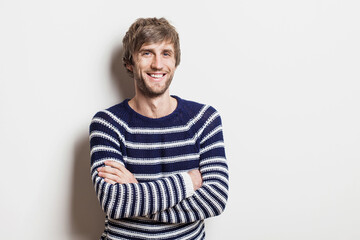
[122,17,181,76]
[122,18,180,98]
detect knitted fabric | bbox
[89,96,229,240]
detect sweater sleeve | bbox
[149,109,229,223]
[89,112,195,220]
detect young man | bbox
[89,17,229,240]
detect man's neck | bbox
[128,93,177,119]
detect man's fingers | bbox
[98,171,121,183]
[98,161,138,184]
[104,178,116,184]
[104,160,127,172]
[104,161,135,179]
[98,166,119,174]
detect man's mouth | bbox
[147,73,166,80]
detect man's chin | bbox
[135,76,173,98]
[142,89,168,98]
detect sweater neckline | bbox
[124,95,182,122]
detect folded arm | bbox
[89,114,196,220]
[90,107,228,223]
[98,160,202,191]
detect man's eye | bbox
[142,52,151,56]
[163,52,171,56]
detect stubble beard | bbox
[135,73,174,98]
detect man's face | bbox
[127,41,177,98]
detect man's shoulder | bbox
[178,96,218,116]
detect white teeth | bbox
[150,74,163,78]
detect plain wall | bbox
[1,0,359,239]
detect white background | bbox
[1,0,359,239]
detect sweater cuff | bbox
[180,172,195,198]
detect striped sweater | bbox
[89,96,229,240]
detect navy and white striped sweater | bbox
[89,96,229,240]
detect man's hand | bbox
[97,160,138,184]
[188,169,203,191]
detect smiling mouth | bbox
[147,73,166,80]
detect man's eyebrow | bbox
[139,48,153,52]
[138,48,174,53]
[163,48,174,53]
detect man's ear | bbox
[126,64,133,72]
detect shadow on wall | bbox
[110,45,135,100]
[69,45,134,239]
[70,136,105,239]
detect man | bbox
[89,17,229,240]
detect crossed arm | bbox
[90,108,228,223]
[97,160,203,190]
[96,158,226,224]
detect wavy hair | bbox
[122,17,181,75]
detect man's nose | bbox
[151,55,163,70]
